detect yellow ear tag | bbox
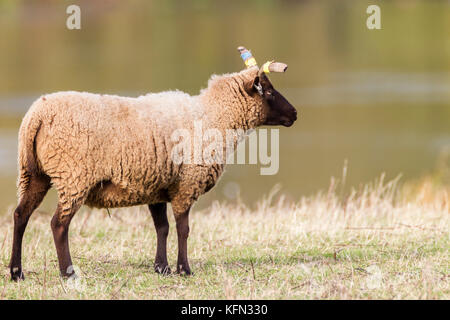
[245,57,257,68]
[262,61,274,74]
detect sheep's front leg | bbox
[149,203,171,274]
[174,207,192,275]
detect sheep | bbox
[9,47,297,280]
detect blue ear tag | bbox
[238,47,258,68]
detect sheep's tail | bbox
[17,108,43,200]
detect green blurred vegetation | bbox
[0,0,449,212]
[0,0,448,93]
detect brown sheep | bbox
[9,49,297,280]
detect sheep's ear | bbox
[244,76,263,96]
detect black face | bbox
[256,74,297,127]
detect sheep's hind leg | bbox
[10,174,50,281]
[51,195,85,278]
[174,207,192,275]
[149,203,171,274]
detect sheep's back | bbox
[32,91,184,207]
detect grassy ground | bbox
[0,175,448,299]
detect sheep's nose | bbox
[292,109,298,121]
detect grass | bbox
[0,175,448,299]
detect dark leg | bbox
[10,175,50,281]
[175,208,192,275]
[149,203,170,274]
[51,200,83,278]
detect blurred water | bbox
[0,130,17,172]
[0,0,449,212]
[288,72,450,106]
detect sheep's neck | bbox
[200,89,263,133]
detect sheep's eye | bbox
[265,90,274,100]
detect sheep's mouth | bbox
[264,114,297,127]
[281,111,297,127]
[282,119,294,127]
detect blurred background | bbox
[0,0,449,213]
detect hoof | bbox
[177,265,193,276]
[61,272,78,280]
[154,264,171,275]
[61,265,78,279]
[10,267,25,282]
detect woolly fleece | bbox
[17,68,268,217]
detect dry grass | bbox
[0,175,448,299]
